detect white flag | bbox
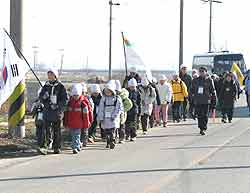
[123,36,153,82]
[0,29,29,107]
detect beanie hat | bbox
[71,83,83,96]
[90,84,101,93]
[47,67,59,78]
[159,74,167,81]
[115,80,122,92]
[105,81,116,95]
[128,78,137,87]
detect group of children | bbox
[32,66,243,154]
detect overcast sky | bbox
[0,0,250,71]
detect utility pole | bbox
[179,0,184,71]
[108,0,120,80]
[9,0,26,138]
[202,0,223,52]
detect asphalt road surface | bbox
[0,98,250,193]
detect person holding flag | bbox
[39,68,68,154]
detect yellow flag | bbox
[231,63,244,86]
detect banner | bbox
[231,63,244,86]
[0,29,29,107]
[123,35,153,82]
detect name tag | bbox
[198,87,204,94]
[37,112,43,120]
[105,106,113,118]
[50,95,57,104]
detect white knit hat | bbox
[71,83,83,96]
[80,82,88,93]
[115,80,122,92]
[47,67,59,78]
[90,84,101,93]
[128,78,137,87]
[180,64,188,69]
[159,74,167,81]
[105,81,116,94]
[141,78,149,86]
[129,66,137,73]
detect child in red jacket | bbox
[64,84,93,154]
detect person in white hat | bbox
[138,77,156,134]
[88,84,103,141]
[125,78,141,141]
[97,81,123,149]
[38,67,68,155]
[122,66,142,88]
[179,65,192,121]
[114,80,133,143]
[63,83,93,154]
[155,75,173,127]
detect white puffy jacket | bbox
[157,82,173,104]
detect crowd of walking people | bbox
[31,65,249,155]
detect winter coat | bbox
[171,78,188,103]
[31,99,44,128]
[64,95,93,129]
[191,76,216,105]
[118,89,133,124]
[244,77,250,95]
[150,82,161,106]
[122,73,142,88]
[97,94,123,129]
[91,93,102,116]
[179,73,192,93]
[39,80,68,122]
[127,88,141,118]
[157,82,173,105]
[219,80,237,108]
[138,85,156,115]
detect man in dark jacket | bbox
[122,67,142,88]
[39,68,68,154]
[179,64,192,121]
[219,73,237,123]
[191,67,216,135]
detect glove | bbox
[42,91,49,100]
[51,104,58,110]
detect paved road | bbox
[0,99,249,193]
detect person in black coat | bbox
[219,73,237,123]
[39,68,68,154]
[179,64,192,121]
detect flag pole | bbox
[121,32,128,77]
[3,28,43,87]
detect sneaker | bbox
[77,147,81,152]
[143,131,147,135]
[221,119,227,123]
[119,140,125,144]
[38,148,47,155]
[54,149,61,154]
[130,137,136,142]
[73,149,78,154]
[106,144,110,148]
[110,143,115,149]
[228,120,232,123]
[88,137,95,144]
[200,130,206,136]
[163,122,167,127]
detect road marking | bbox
[139,122,250,193]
